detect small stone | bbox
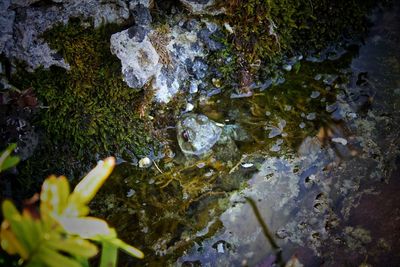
[224,22,234,34]
[314,74,322,81]
[310,91,320,99]
[139,157,151,168]
[196,162,206,168]
[241,163,254,168]
[217,242,224,253]
[265,111,271,116]
[347,112,357,119]
[332,137,348,146]
[189,81,198,94]
[299,122,306,129]
[306,113,316,120]
[185,103,194,112]
[326,103,338,113]
[283,64,292,71]
[126,189,136,198]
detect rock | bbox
[179,0,223,15]
[2,0,148,71]
[197,25,224,51]
[111,15,207,103]
[189,57,208,79]
[110,29,160,88]
[10,0,41,7]
[177,113,222,156]
[131,3,152,26]
[138,157,151,168]
[176,113,248,160]
[0,0,15,54]
[127,25,149,42]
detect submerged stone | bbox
[177,113,222,156]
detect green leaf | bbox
[40,176,70,217]
[99,241,118,267]
[32,246,81,267]
[69,157,115,207]
[57,217,113,239]
[46,237,98,258]
[0,144,19,172]
[0,157,20,172]
[293,62,301,74]
[106,238,144,259]
[2,200,32,258]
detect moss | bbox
[210,0,382,89]
[11,19,158,185]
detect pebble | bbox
[241,163,254,168]
[310,91,320,99]
[189,81,198,94]
[138,157,151,168]
[332,137,348,146]
[196,162,206,168]
[126,189,136,198]
[284,105,292,111]
[283,64,292,71]
[299,122,306,129]
[306,113,316,120]
[185,103,194,112]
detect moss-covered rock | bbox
[210,0,385,89]
[11,19,158,185]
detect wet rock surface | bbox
[176,3,400,266]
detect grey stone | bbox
[180,0,223,15]
[189,57,208,79]
[197,27,224,51]
[2,0,147,71]
[110,29,160,88]
[131,3,152,26]
[127,25,149,42]
[0,5,15,54]
[177,113,222,156]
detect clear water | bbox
[92,3,400,266]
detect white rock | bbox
[138,157,152,168]
[185,103,194,112]
[241,163,254,168]
[332,137,348,146]
[110,31,160,89]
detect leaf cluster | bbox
[0,157,143,267]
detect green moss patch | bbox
[11,19,157,184]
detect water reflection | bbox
[93,3,400,266]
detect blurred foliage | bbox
[0,157,143,267]
[0,144,20,173]
[11,19,157,182]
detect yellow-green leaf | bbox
[32,246,81,267]
[40,176,70,217]
[107,238,144,259]
[70,157,115,205]
[46,237,98,258]
[0,221,29,259]
[0,144,19,172]
[2,200,34,256]
[99,241,118,267]
[58,217,114,239]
